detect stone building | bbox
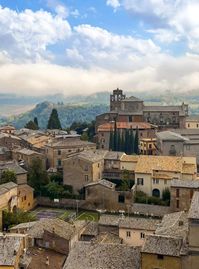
[63,150,107,193]
[46,135,96,170]
[185,115,199,129]
[156,130,199,168]
[0,161,28,185]
[10,218,87,256]
[140,138,156,155]
[134,155,197,198]
[0,133,22,150]
[0,234,27,269]
[170,179,199,212]
[119,218,160,247]
[12,148,46,169]
[0,125,16,134]
[63,241,141,269]
[0,147,11,161]
[96,88,188,130]
[97,121,156,150]
[84,179,133,211]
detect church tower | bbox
[110,88,126,111]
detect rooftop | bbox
[156,131,189,141]
[47,138,95,148]
[104,151,125,160]
[0,133,21,140]
[98,122,154,132]
[63,242,141,269]
[99,214,123,227]
[13,148,43,156]
[119,217,160,231]
[78,150,108,163]
[155,211,188,238]
[142,234,183,257]
[81,222,98,236]
[85,179,116,190]
[171,179,199,189]
[132,203,171,217]
[26,218,86,240]
[188,191,199,220]
[0,235,22,266]
[135,155,196,174]
[120,155,139,162]
[0,161,27,175]
[92,232,121,244]
[0,181,17,195]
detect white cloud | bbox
[55,4,69,18]
[106,0,121,9]
[0,6,71,62]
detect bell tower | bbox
[110,88,125,111]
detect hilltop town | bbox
[0,89,198,268]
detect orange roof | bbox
[98,122,154,132]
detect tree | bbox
[124,129,130,154]
[134,127,139,155]
[25,120,38,130]
[109,128,114,151]
[3,209,36,230]
[28,158,49,195]
[34,117,39,129]
[45,181,64,199]
[81,132,89,141]
[113,120,117,151]
[47,108,62,129]
[162,188,171,206]
[129,127,135,154]
[1,170,17,184]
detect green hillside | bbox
[3,102,109,129]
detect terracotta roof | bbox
[188,191,199,220]
[135,155,196,174]
[63,242,141,269]
[155,211,188,238]
[142,234,183,257]
[98,122,154,132]
[119,217,160,231]
[120,155,139,162]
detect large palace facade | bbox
[96,88,189,130]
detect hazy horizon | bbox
[1,1,199,96]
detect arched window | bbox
[152,189,160,197]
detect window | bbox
[58,149,61,155]
[85,175,89,182]
[197,124,199,128]
[176,188,180,198]
[98,163,100,168]
[126,231,131,238]
[149,144,152,149]
[84,165,88,171]
[118,195,125,203]
[186,145,190,150]
[137,178,144,185]
[153,179,159,184]
[140,232,145,239]
[101,133,104,137]
[157,255,164,260]
[57,159,61,166]
[129,116,133,122]
[188,123,190,128]
[176,200,179,209]
[101,145,104,149]
[24,195,26,201]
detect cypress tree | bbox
[25,120,38,130]
[47,108,62,129]
[109,128,114,151]
[121,132,125,152]
[117,130,121,151]
[129,127,135,154]
[124,129,130,154]
[34,117,39,129]
[134,126,139,155]
[113,120,117,151]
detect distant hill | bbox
[2,102,109,129]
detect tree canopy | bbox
[0,170,17,184]
[47,108,62,129]
[24,120,38,130]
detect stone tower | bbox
[110,88,126,111]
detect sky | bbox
[1,0,199,96]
